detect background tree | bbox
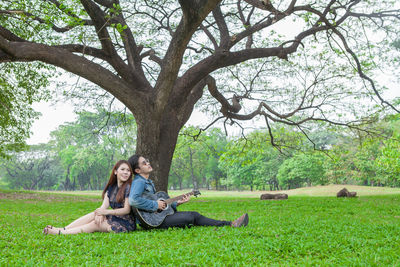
[0,144,62,190]
[201,128,227,190]
[277,152,326,189]
[219,130,286,190]
[1,0,399,191]
[0,108,137,191]
[169,127,226,190]
[374,115,400,187]
[0,62,53,158]
[50,108,136,190]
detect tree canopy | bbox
[1,0,399,190]
[0,62,53,158]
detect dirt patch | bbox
[0,192,99,202]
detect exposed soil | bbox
[0,192,99,202]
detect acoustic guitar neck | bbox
[164,191,196,205]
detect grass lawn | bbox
[1,186,400,266]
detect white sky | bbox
[27,102,76,144]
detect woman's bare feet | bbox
[44,225,65,231]
[45,227,62,235]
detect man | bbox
[128,154,249,229]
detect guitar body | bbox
[133,191,175,229]
[132,189,200,229]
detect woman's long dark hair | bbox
[102,160,133,203]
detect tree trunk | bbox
[135,113,182,192]
[65,166,71,191]
[173,171,184,191]
[188,147,198,190]
[30,181,37,190]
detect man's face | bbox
[136,156,153,175]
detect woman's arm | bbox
[99,194,110,210]
[94,194,110,224]
[96,198,131,216]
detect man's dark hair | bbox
[128,154,141,174]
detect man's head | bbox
[128,154,153,177]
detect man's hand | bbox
[157,200,166,210]
[177,194,190,206]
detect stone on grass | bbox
[336,187,357,197]
[260,193,288,200]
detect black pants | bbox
[157,211,231,229]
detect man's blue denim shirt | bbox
[129,174,158,211]
[129,174,177,211]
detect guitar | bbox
[132,190,201,229]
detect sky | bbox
[27,102,76,144]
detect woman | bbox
[43,160,136,235]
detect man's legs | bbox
[157,211,231,229]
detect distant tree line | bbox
[1,110,400,191]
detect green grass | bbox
[1,189,400,266]
[41,184,400,198]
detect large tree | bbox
[1,0,399,191]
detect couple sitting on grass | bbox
[43,154,249,235]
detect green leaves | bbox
[218,130,284,190]
[170,127,227,190]
[0,63,54,158]
[277,153,327,189]
[110,23,128,34]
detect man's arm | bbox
[129,179,158,211]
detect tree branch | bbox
[0,10,76,33]
[0,36,142,111]
[200,23,218,50]
[79,0,133,81]
[92,0,114,8]
[53,44,109,60]
[205,75,242,114]
[153,0,221,117]
[301,2,400,113]
[331,28,400,113]
[212,4,230,49]
[140,49,163,66]
[0,26,26,42]
[176,78,206,127]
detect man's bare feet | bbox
[231,213,249,227]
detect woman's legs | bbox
[47,219,112,235]
[64,212,96,229]
[47,212,96,231]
